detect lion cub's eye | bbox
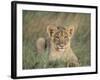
[64,36,67,38]
[55,36,59,39]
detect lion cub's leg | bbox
[67,58,80,67]
[36,37,45,54]
[65,51,80,67]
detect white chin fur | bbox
[58,49,65,52]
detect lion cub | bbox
[47,25,79,67]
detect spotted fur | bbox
[47,25,80,67]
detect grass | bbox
[22,10,91,69]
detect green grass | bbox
[22,10,91,69]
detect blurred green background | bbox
[22,10,91,69]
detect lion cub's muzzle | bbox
[56,42,66,52]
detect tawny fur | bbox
[49,40,79,67]
[36,25,80,67]
[47,25,80,67]
[36,37,45,54]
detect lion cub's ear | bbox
[67,26,74,38]
[47,25,57,37]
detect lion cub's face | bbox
[47,25,74,52]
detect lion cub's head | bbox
[47,25,74,52]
